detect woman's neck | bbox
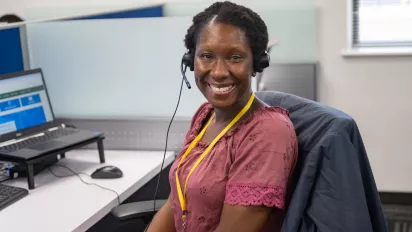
[212,92,263,124]
[213,106,243,124]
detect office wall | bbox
[26,17,211,119]
[164,0,317,63]
[316,0,412,192]
[0,0,314,20]
[0,3,163,78]
[22,2,165,21]
[25,1,315,119]
[72,6,163,20]
[0,0,166,18]
[16,0,317,64]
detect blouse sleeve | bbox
[224,114,298,210]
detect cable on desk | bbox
[49,164,121,205]
[50,164,89,177]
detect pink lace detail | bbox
[224,183,286,209]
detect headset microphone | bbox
[180,59,191,89]
[148,53,191,232]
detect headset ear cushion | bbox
[182,52,194,71]
[255,53,270,73]
[259,54,270,70]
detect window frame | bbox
[342,0,412,57]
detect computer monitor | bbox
[0,69,54,136]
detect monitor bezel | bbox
[0,68,58,143]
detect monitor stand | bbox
[21,137,105,189]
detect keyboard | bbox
[0,128,77,153]
[0,184,28,211]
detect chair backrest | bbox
[255,90,358,201]
[255,91,356,159]
[255,91,386,232]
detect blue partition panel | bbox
[0,28,24,75]
[74,6,163,20]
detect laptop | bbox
[0,69,103,160]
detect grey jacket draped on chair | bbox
[255,91,388,232]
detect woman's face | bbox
[194,21,254,109]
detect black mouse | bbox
[91,165,123,179]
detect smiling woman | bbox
[194,22,254,110]
[146,2,298,232]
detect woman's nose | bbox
[210,59,229,79]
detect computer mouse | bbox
[91,165,123,179]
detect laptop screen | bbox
[0,71,54,135]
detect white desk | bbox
[0,149,175,232]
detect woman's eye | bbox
[201,54,212,59]
[231,55,242,61]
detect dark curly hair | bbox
[0,14,24,23]
[184,1,268,70]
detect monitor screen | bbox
[0,71,54,135]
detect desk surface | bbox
[0,149,175,232]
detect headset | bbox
[181,49,271,87]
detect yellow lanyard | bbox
[175,93,255,221]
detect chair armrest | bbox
[111,199,167,221]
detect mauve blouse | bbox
[169,102,298,232]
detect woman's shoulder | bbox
[253,106,291,123]
[182,102,213,144]
[189,102,213,128]
[193,102,213,119]
[231,106,298,163]
[234,106,295,137]
[256,106,294,130]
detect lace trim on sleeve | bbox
[224,183,286,209]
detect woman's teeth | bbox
[209,84,235,94]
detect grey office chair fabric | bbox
[255,91,388,232]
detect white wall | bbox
[164,1,317,63]
[316,0,412,192]
[0,0,164,17]
[0,0,314,20]
[26,17,213,119]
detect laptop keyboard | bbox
[0,128,77,153]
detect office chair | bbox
[111,91,387,232]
